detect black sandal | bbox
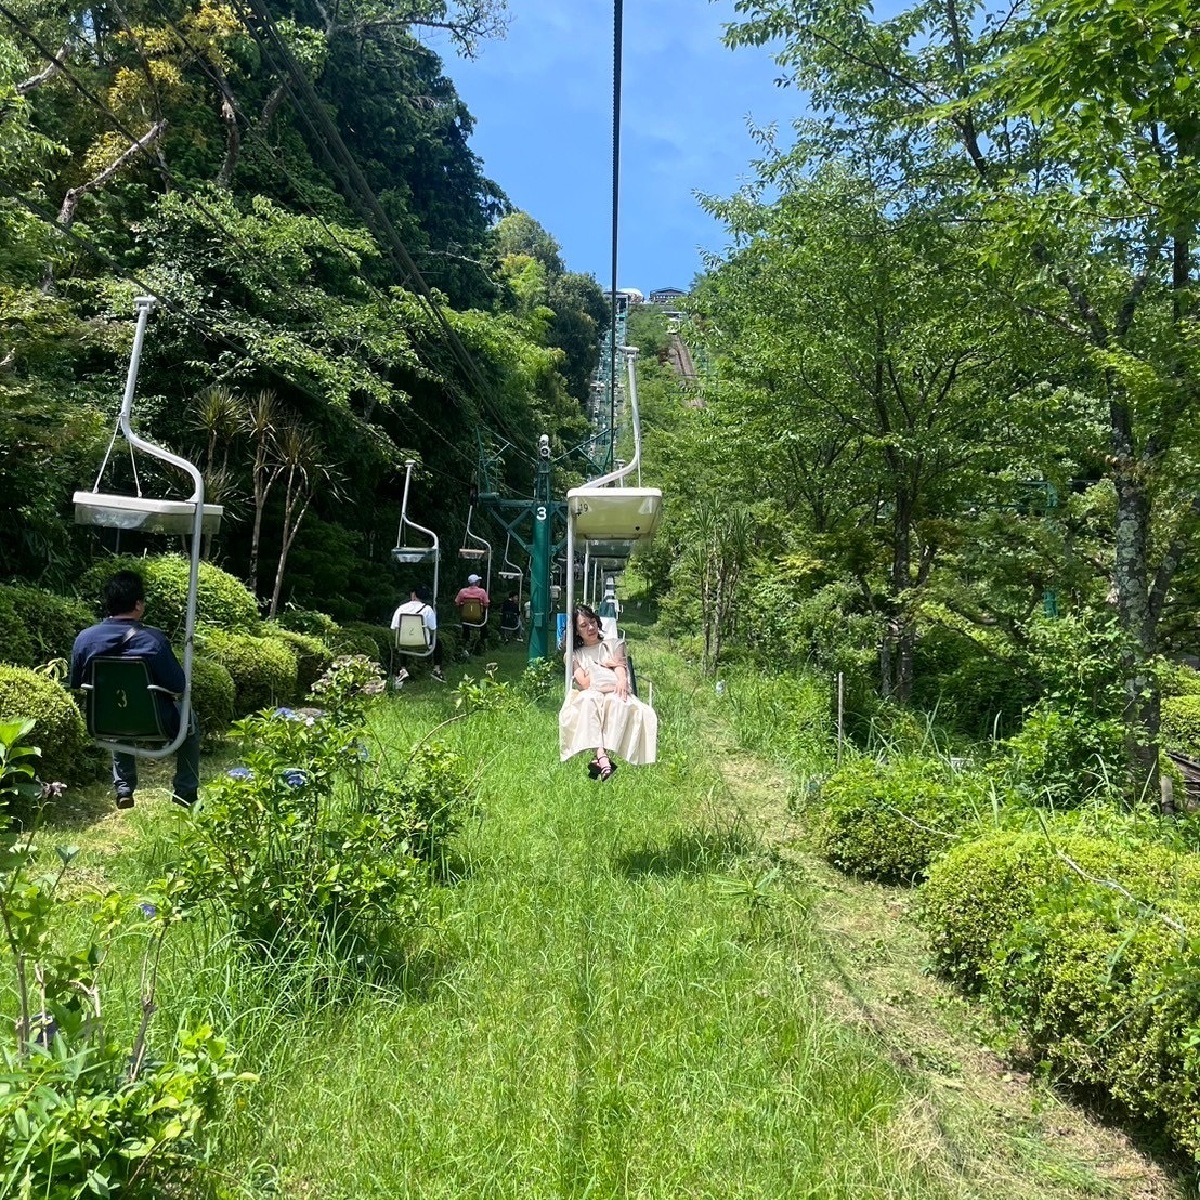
[587,758,601,779]
[595,754,616,782]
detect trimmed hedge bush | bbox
[815,756,984,883]
[0,586,93,668]
[190,656,236,740]
[0,665,101,785]
[0,589,36,668]
[1162,695,1200,756]
[340,619,391,667]
[197,629,298,715]
[274,609,341,641]
[81,556,259,637]
[265,626,335,697]
[921,828,1200,1160]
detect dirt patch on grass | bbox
[711,744,1194,1200]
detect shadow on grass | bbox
[616,826,753,878]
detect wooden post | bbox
[836,671,845,765]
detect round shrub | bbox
[816,756,984,883]
[339,621,392,665]
[0,589,36,668]
[264,626,335,697]
[989,880,1200,1160]
[1,585,94,667]
[918,829,1200,986]
[0,665,101,785]
[1162,695,1200,756]
[274,609,342,641]
[81,556,259,638]
[198,629,298,715]
[189,656,236,740]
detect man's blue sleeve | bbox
[145,631,186,694]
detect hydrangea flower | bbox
[354,741,370,762]
[139,902,158,919]
[227,766,255,782]
[273,707,301,721]
[282,768,308,788]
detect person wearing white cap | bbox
[454,573,491,656]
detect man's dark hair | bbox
[414,584,432,604]
[103,570,145,617]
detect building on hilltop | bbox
[649,286,687,305]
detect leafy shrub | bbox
[921,828,1200,1159]
[1163,663,1200,699]
[265,625,335,695]
[339,621,393,664]
[0,589,36,668]
[175,657,464,957]
[81,555,259,638]
[198,629,298,715]
[190,655,236,740]
[1162,695,1200,756]
[911,625,1033,739]
[0,844,248,1197]
[815,755,984,883]
[1000,701,1126,805]
[919,829,1200,984]
[0,665,100,785]
[274,608,341,641]
[0,586,93,668]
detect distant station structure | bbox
[649,286,687,305]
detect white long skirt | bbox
[559,689,657,765]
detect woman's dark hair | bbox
[103,570,145,616]
[572,603,601,634]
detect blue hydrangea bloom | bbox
[282,768,308,788]
[139,902,158,918]
[273,707,301,721]
[227,766,255,782]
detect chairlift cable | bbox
[609,0,624,469]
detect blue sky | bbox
[437,1,808,294]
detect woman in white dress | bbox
[559,604,657,780]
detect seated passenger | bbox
[390,585,445,682]
[559,603,656,782]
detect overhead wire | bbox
[141,1,493,486]
[232,0,538,465]
[0,0,357,329]
[4,0,572,501]
[0,1,503,489]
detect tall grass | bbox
[15,643,1001,1197]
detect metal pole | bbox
[529,438,554,661]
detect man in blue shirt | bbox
[69,570,200,810]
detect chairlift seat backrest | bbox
[395,614,434,655]
[461,598,486,625]
[81,657,176,743]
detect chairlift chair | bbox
[392,459,440,659]
[498,532,525,641]
[458,505,492,629]
[72,297,218,761]
[563,345,662,702]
